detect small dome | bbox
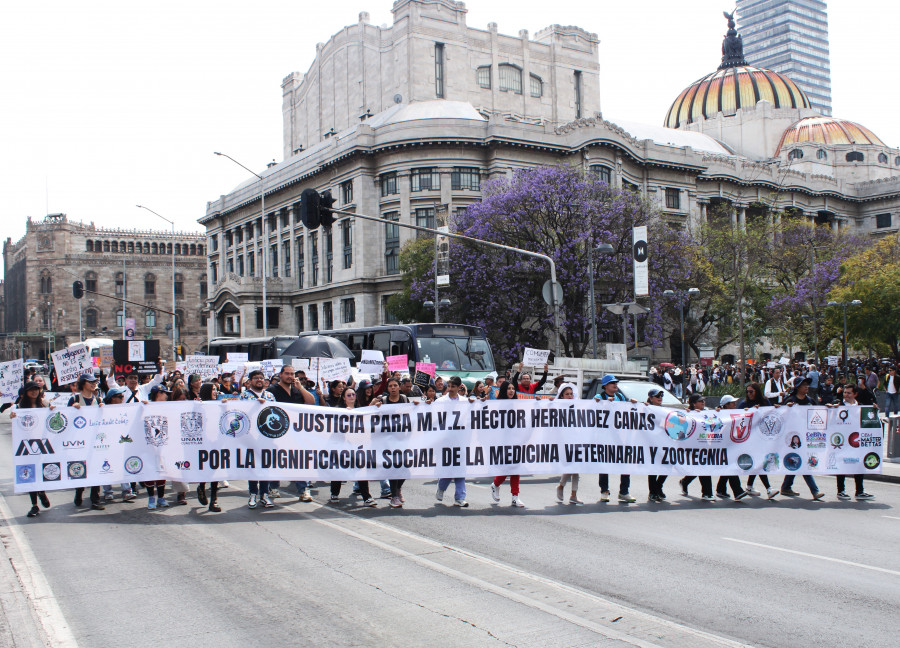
[665,65,810,129]
[776,116,885,154]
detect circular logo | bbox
[830,432,844,449]
[784,453,802,471]
[762,452,780,472]
[807,454,819,468]
[124,456,143,474]
[848,432,860,448]
[785,434,803,450]
[74,416,87,429]
[664,411,696,441]
[737,454,753,470]
[42,463,61,481]
[632,239,648,262]
[18,414,36,430]
[257,406,289,438]
[838,410,849,422]
[759,413,782,438]
[864,453,881,470]
[67,460,86,479]
[45,412,68,434]
[220,411,250,438]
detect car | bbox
[583,378,685,408]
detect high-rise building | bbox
[736,0,832,116]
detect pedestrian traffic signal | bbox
[319,189,336,228]
[299,188,337,229]
[73,281,84,299]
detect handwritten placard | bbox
[51,344,92,386]
[99,345,114,368]
[319,357,352,383]
[413,370,431,390]
[415,362,436,378]
[0,359,24,403]
[185,355,220,380]
[260,358,284,378]
[357,350,385,375]
[522,348,551,366]
[387,354,409,372]
[227,352,249,363]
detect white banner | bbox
[357,350,385,375]
[633,225,649,297]
[11,401,882,493]
[185,355,220,380]
[50,344,92,386]
[0,359,24,403]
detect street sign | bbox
[633,226,648,297]
[541,280,563,306]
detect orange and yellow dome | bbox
[664,65,811,129]
[776,116,884,154]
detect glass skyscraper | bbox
[736,0,832,116]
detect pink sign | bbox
[415,362,436,377]
[387,354,409,372]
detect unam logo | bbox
[759,413,782,439]
[220,411,250,438]
[180,412,204,445]
[143,416,169,447]
[17,414,36,430]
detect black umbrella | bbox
[281,335,354,359]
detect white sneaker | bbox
[490,483,500,502]
[618,493,636,503]
[766,488,778,500]
[248,494,258,509]
[261,493,275,508]
[454,499,469,507]
[600,491,610,502]
[511,495,525,507]
[269,488,283,498]
[435,488,445,502]
[745,487,760,496]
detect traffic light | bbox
[319,189,336,228]
[298,188,337,229]
[72,281,84,299]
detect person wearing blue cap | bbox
[594,374,638,503]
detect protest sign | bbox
[11,400,882,493]
[51,344,92,386]
[357,350,385,375]
[415,362,436,377]
[413,370,431,390]
[99,345,114,368]
[227,352,248,363]
[778,357,790,365]
[185,355,220,380]
[0,359,24,403]
[260,358,284,378]
[319,357,351,382]
[292,358,310,372]
[128,341,146,362]
[175,362,186,374]
[522,348,551,367]
[387,354,409,372]
[766,361,777,369]
[113,340,160,375]
[827,356,839,367]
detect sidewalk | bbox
[870,458,900,485]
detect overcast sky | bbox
[2,0,896,260]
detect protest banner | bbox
[415,362,436,377]
[0,359,24,403]
[522,348,551,367]
[11,400,882,493]
[99,345,114,368]
[51,344,92,386]
[113,340,160,375]
[413,370,431,390]
[357,350,385,375]
[185,355,220,380]
[260,358,284,378]
[386,355,409,372]
[227,353,249,364]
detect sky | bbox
[2,0,897,262]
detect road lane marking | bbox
[882,516,900,521]
[0,490,79,648]
[723,537,900,577]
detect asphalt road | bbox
[2,417,898,648]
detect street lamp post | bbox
[137,205,177,361]
[215,152,268,336]
[663,288,700,366]
[423,299,451,323]
[827,300,862,364]
[588,243,615,359]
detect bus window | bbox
[371,332,391,357]
[389,331,411,358]
[347,334,366,363]
[248,343,264,362]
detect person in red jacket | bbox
[510,362,548,396]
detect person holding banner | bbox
[9,382,53,518]
[267,365,315,502]
[511,363,549,397]
[196,383,223,512]
[596,375,638,503]
[219,372,240,397]
[645,388,668,503]
[779,378,826,501]
[492,379,526,507]
[187,374,202,401]
[241,370,276,509]
[436,377,470,507]
[736,384,777,498]
[764,367,788,405]
[66,374,106,510]
[329,388,378,508]
[830,384,875,500]
[376,378,413,508]
[679,394,716,502]
[555,383,583,505]
[713,395,750,501]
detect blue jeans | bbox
[781,474,819,494]
[886,392,900,415]
[437,477,466,500]
[674,384,683,398]
[103,483,132,495]
[248,481,270,496]
[293,481,309,493]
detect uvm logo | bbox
[15,439,54,456]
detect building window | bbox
[381,172,398,196]
[296,236,304,287]
[248,252,255,277]
[341,298,356,323]
[145,310,156,328]
[235,229,242,244]
[341,179,353,205]
[270,244,278,277]
[451,167,480,191]
[86,240,94,252]
[85,308,98,329]
[39,272,52,294]
[116,310,125,327]
[382,295,399,324]
[434,43,444,98]
[788,148,804,160]
[324,227,333,283]
[817,149,828,160]
[144,274,155,296]
[174,273,184,297]
[323,302,333,329]
[175,309,185,329]
[876,213,892,229]
[895,156,900,167]
[225,231,233,247]
[878,152,889,164]
[498,63,522,94]
[590,165,612,184]
[846,151,864,162]
[411,168,439,192]
[211,234,218,251]
[85,271,97,293]
[341,220,352,269]
[112,241,119,253]
[574,70,583,118]
[384,212,400,275]
[283,242,291,278]
[310,231,319,286]
[415,208,435,238]
[200,274,207,299]
[280,212,288,229]
[665,188,681,210]
[210,263,217,284]
[623,180,640,193]
[226,258,234,274]
[295,306,304,332]
[255,307,279,329]
[238,255,244,276]
[530,73,543,98]
[308,304,318,331]
[115,272,124,296]
[476,65,491,89]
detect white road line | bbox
[882,515,900,521]
[284,501,752,648]
[0,491,79,648]
[723,537,900,577]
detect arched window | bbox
[175,243,181,255]
[788,149,804,160]
[145,310,156,328]
[144,273,156,296]
[85,308,98,329]
[878,152,888,164]
[165,243,172,255]
[127,242,134,253]
[142,242,149,254]
[476,65,491,89]
[530,73,543,98]
[190,243,197,255]
[103,240,110,252]
[197,244,204,255]
[199,274,208,299]
[86,240,94,252]
[111,241,119,253]
[94,239,102,251]
[174,273,184,297]
[498,64,522,94]
[39,271,52,294]
[151,242,158,254]
[846,151,864,162]
[895,156,900,167]
[120,241,126,252]
[816,149,827,160]
[85,271,97,293]
[590,165,612,184]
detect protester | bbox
[555,383,583,504]
[713,395,749,501]
[595,375,637,503]
[329,387,378,507]
[9,382,53,518]
[196,383,222,512]
[492,379,525,507]
[645,387,668,502]
[830,384,875,500]
[435,377,469,507]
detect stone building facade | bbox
[2,214,207,362]
[201,0,900,360]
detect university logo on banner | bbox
[144,416,169,447]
